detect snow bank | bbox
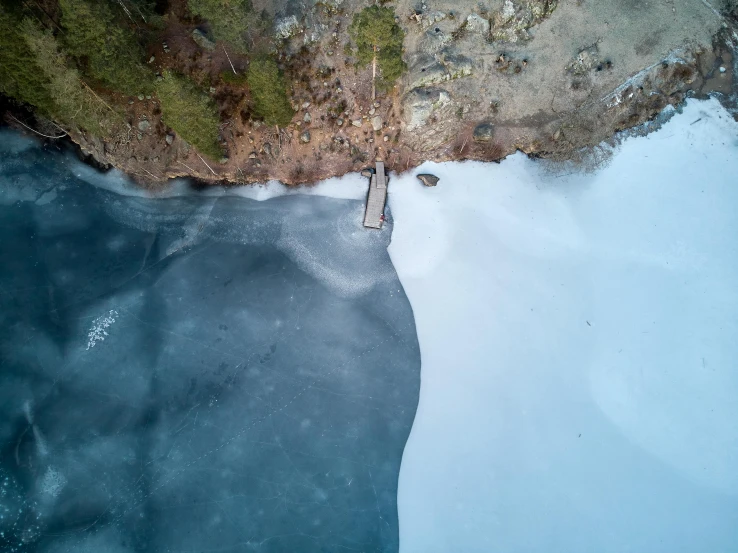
[390,98,738,553]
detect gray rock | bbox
[275,15,300,39]
[369,107,376,115]
[443,54,474,79]
[466,13,490,35]
[371,116,383,131]
[361,168,374,178]
[417,173,440,187]
[138,120,151,132]
[351,119,363,127]
[165,134,175,145]
[303,112,312,123]
[300,130,311,143]
[191,29,216,51]
[263,142,273,157]
[337,118,344,126]
[473,122,495,142]
[402,87,451,130]
[138,94,145,101]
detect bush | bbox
[0,6,56,116]
[349,5,406,91]
[156,71,222,159]
[187,0,265,51]
[246,58,294,127]
[59,0,152,95]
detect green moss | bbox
[220,71,249,86]
[59,0,152,95]
[156,71,222,159]
[246,57,294,127]
[348,5,406,91]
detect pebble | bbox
[719,66,726,73]
[300,130,311,143]
[148,56,155,63]
[337,118,344,126]
[304,112,312,123]
[352,119,362,127]
[138,120,151,132]
[371,115,383,131]
[138,95,144,101]
[302,101,311,109]
[369,107,376,115]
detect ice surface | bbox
[0,140,419,553]
[389,98,738,553]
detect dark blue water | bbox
[0,131,420,553]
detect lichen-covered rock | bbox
[473,122,495,142]
[566,44,600,75]
[466,13,491,35]
[409,61,449,89]
[191,29,216,51]
[403,87,451,130]
[490,0,558,43]
[275,15,301,39]
[443,54,474,79]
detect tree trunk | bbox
[372,45,377,101]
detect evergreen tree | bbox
[59,0,151,95]
[349,5,406,95]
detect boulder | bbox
[402,87,451,130]
[466,13,490,35]
[417,173,439,187]
[473,122,495,142]
[191,29,216,51]
[275,15,301,39]
[371,116,383,131]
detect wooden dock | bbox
[363,161,388,229]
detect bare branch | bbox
[196,153,217,176]
[6,114,67,139]
[223,46,237,75]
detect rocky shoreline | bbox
[2,0,737,188]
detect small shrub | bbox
[247,57,294,127]
[156,71,222,159]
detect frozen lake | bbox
[1,97,737,553]
[0,135,419,553]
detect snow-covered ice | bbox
[390,98,738,552]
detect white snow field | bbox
[388,98,738,553]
